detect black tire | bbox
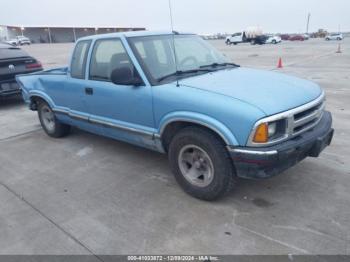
[38,101,71,138]
[168,127,237,201]
[337,37,341,41]
[272,40,277,44]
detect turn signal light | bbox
[253,123,268,143]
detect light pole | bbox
[47,27,52,43]
[306,13,311,34]
[21,27,25,36]
[73,28,77,42]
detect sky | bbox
[1,0,349,34]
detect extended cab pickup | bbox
[16,31,334,200]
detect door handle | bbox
[85,87,93,95]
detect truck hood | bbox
[179,67,322,116]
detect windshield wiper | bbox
[200,62,240,69]
[157,68,213,82]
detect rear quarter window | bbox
[70,40,91,79]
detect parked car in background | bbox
[17,31,333,200]
[303,34,310,40]
[5,36,31,46]
[5,39,18,46]
[289,35,305,41]
[325,33,343,41]
[265,35,282,44]
[0,43,42,97]
[16,36,31,45]
[280,34,290,40]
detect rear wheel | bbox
[38,101,70,138]
[168,127,236,201]
[272,40,277,44]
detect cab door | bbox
[231,33,242,43]
[64,40,91,120]
[83,38,156,148]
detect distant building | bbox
[0,25,146,43]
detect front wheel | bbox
[38,101,71,138]
[168,127,236,201]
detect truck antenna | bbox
[168,0,180,87]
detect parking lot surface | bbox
[0,39,349,255]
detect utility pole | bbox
[73,28,77,42]
[306,13,311,34]
[48,27,52,44]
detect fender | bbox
[28,90,56,109]
[157,111,239,146]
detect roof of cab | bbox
[77,30,194,41]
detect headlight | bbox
[252,119,287,144]
[268,122,277,137]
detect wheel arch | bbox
[28,92,55,111]
[157,112,239,152]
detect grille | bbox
[289,100,325,137]
[247,92,326,147]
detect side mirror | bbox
[110,67,143,86]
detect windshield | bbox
[128,34,231,84]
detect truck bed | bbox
[26,66,68,76]
[16,66,69,104]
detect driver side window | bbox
[89,38,135,82]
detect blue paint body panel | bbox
[179,68,322,115]
[16,31,323,152]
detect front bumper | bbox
[228,111,334,179]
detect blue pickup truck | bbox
[16,31,334,200]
